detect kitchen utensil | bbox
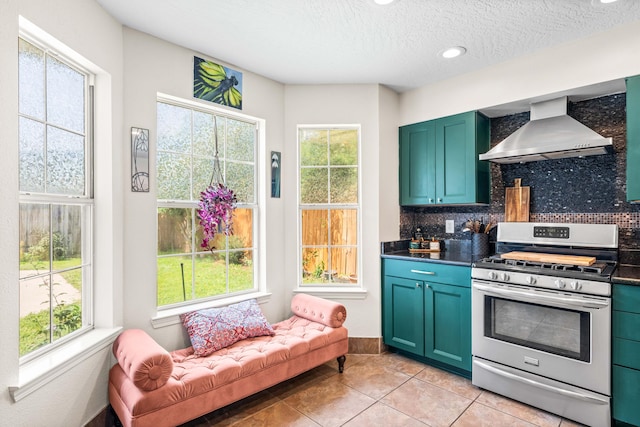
[505,178,530,222]
[500,251,596,266]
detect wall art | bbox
[193,56,243,110]
[271,151,281,198]
[131,127,149,192]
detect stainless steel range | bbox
[471,222,618,427]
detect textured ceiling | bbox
[96,0,640,93]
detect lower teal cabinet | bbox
[382,276,425,355]
[382,258,471,373]
[612,283,640,425]
[425,281,471,370]
[613,365,640,425]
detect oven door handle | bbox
[472,282,609,309]
[474,360,609,405]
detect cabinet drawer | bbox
[613,338,640,370]
[613,284,640,313]
[613,365,640,425]
[613,311,640,341]
[383,259,470,287]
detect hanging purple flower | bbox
[197,183,237,250]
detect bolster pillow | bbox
[112,329,173,391]
[291,293,347,328]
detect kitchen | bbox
[4,1,640,425]
[382,84,640,426]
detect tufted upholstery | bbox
[112,329,173,391]
[290,293,347,328]
[108,294,348,427]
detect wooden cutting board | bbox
[505,178,530,222]
[501,251,596,266]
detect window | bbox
[298,126,360,286]
[18,37,93,358]
[157,98,258,308]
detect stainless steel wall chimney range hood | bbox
[479,96,612,164]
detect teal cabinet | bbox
[399,111,490,206]
[425,281,471,370]
[399,121,436,205]
[626,76,640,203]
[382,275,425,355]
[612,283,640,425]
[382,258,472,373]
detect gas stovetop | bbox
[471,222,619,296]
[472,255,617,282]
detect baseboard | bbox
[348,337,386,354]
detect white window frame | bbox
[11,17,121,404]
[295,124,365,299]
[17,33,94,362]
[154,93,265,317]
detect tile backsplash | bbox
[400,93,640,264]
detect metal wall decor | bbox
[131,127,149,192]
[271,151,281,198]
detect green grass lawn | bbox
[157,255,254,306]
[19,254,253,355]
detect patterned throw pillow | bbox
[180,299,275,357]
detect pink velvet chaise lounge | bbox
[107,294,348,427]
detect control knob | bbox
[500,273,510,282]
[554,279,566,289]
[570,281,582,291]
[488,271,497,280]
[526,276,537,285]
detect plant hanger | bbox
[209,115,224,186]
[197,115,237,250]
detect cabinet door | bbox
[436,112,476,204]
[424,282,471,371]
[382,275,425,356]
[399,121,436,205]
[613,365,640,425]
[626,76,640,202]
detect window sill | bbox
[151,291,273,329]
[10,327,122,403]
[294,287,368,300]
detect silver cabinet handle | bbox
[472,282,609,309]
[410,269,435,275]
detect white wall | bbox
[378,85,401,243]
[121,28,289,350]
[400,20,640,125]
[284,84,394,338]
[0,0,124,425]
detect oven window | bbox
[484,296,590,362]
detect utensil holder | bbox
[472,233,490,256]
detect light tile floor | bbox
[181,352,588,427]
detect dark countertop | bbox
[381,240,490,267]
[613,265,640,286]
[381,249,483,267]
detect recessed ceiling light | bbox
[374,0,395,5]
[441,46,467,59]
[600,0,618,3]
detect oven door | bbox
[472,279,611,395]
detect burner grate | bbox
[475,256,615,278]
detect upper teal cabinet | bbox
[399,111,491,206]
[399,120,437,205]
[626,76,640,203]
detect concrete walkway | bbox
[20,272,81,316]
